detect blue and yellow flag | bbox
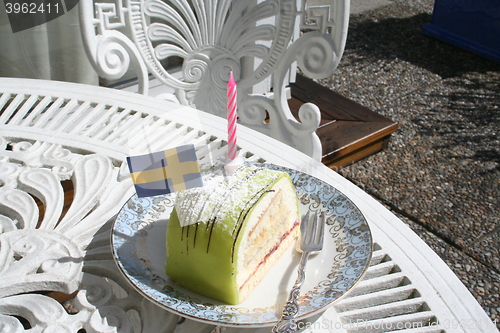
[126,144,203,197]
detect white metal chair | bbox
[78,0,350,160]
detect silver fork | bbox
[272,210,325,333]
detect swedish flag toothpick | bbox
[126,144,203,197]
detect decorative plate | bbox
[112,163,372,327]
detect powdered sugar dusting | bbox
[174,165,280,228]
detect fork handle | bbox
[272,252,310,333]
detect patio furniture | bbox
[0,78,497,332]
[79,0,351,161]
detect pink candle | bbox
[227,71,238,161]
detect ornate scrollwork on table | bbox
[0,138,177,332]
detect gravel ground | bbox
[317,0,500,328]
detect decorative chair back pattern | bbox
[79,0,349,160]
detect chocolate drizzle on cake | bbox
[174,166,280,257]
[231,188,275,263]
[203,169,261,252]
[193,223,199,249]
[165,164,301,305]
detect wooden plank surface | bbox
[289,74,398,168]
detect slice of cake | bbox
[165,165,300,304]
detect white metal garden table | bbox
[0,78,497,332]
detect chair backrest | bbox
[79,0,349,160]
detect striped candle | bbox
[227,71,238,161]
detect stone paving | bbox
[317,0,500,328]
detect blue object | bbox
[126,144,203,197]
[422,0,500,64]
